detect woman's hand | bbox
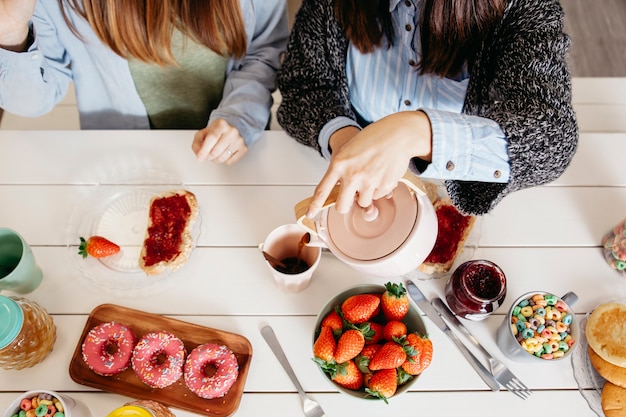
[307,111,433,217]
[192,118,248,165]
[0,0,36,51]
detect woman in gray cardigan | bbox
[277,0,578,216]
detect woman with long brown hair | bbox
[277,0,577,215]
[0,0,288,165]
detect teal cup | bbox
[0,228,43,293]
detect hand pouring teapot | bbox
[294,172,438,278]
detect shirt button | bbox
[405,0,411,6]
[404,99,411,106]
[446,161,455,171]
[409,59,416,66]
[405,24,412,31]
[493,170,502,179]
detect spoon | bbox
[262,251,287,269]
[293,233,311,272]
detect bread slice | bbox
[139,190,199,276]
[418,198,476,274]
[602,381,626,417]
[587,302,626,367]
[589,345,626,388]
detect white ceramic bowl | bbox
[312,284,429,400]
[3,390,91,417]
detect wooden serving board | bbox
[69,304,252,416]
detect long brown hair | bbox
[61,0,247,65]
[333,0,506,77]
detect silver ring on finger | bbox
[226,149,233,156]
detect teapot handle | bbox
[294,171,426,235]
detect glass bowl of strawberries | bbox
[312,282,432,402]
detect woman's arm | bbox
[208,0,289,146]
[0,1,72,117]
[276,0,356,153]
[448,0,578,215]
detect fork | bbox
[432,298,533,400]
[261,325,326,417]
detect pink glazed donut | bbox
[184,343,239,399]
[82,321,136,376]
[132,331,186,388]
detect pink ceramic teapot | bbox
[295,173,438,278]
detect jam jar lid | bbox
[326,181,418,261]
[0,295,24,348]
[107,406,154,417]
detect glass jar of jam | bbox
[108,400,176,417]
[0,295,56,370]
[445,260,506,321]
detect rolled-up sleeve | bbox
[209,0,289,146]
[417,109,511,183]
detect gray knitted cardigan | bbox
[277,0,578,215]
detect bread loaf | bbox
[586,302,626,367]
[418,198,476,274]
[589,345,626,388]
[139,190,199,275]
[602,381,626,417]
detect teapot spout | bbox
[304,233,327,248]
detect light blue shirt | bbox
[0,0,288,146]
[319,0,510,182]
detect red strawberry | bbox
[332,360,363,390]
[355,343,382,374]
[381,282,409,321]
[313,326,336,363]
[365,368,398,402]
[365,322,385,345]
[341,294,380,324]
[383,320,407,341]
[78,236,120,258]
[369,341,407,371]
[401,333,433,376]
[335,329,365,363]
[321,309,344,337]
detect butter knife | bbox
[431,297,532,399]
[405,280,500,392]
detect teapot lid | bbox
[326,182,418,261]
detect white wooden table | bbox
[1,128,624,417]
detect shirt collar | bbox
[390,0,420,12]
[389,0,402,12]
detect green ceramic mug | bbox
[0,228,42,293]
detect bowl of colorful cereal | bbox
[496,291,579,362]
[3,390,91,417]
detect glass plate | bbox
[572,314,605,417]
[66,170,201,290]
[403,180,482,281]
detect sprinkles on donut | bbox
[81,321,136,376]
[184,343,239,399]
[131,331,187,389]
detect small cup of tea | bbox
[444,259,506,321]
[260,224,321,293]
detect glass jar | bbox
[445,260,507,321]
[602,218,626,276]
[0,295,56,370]
[108,400,176,417]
